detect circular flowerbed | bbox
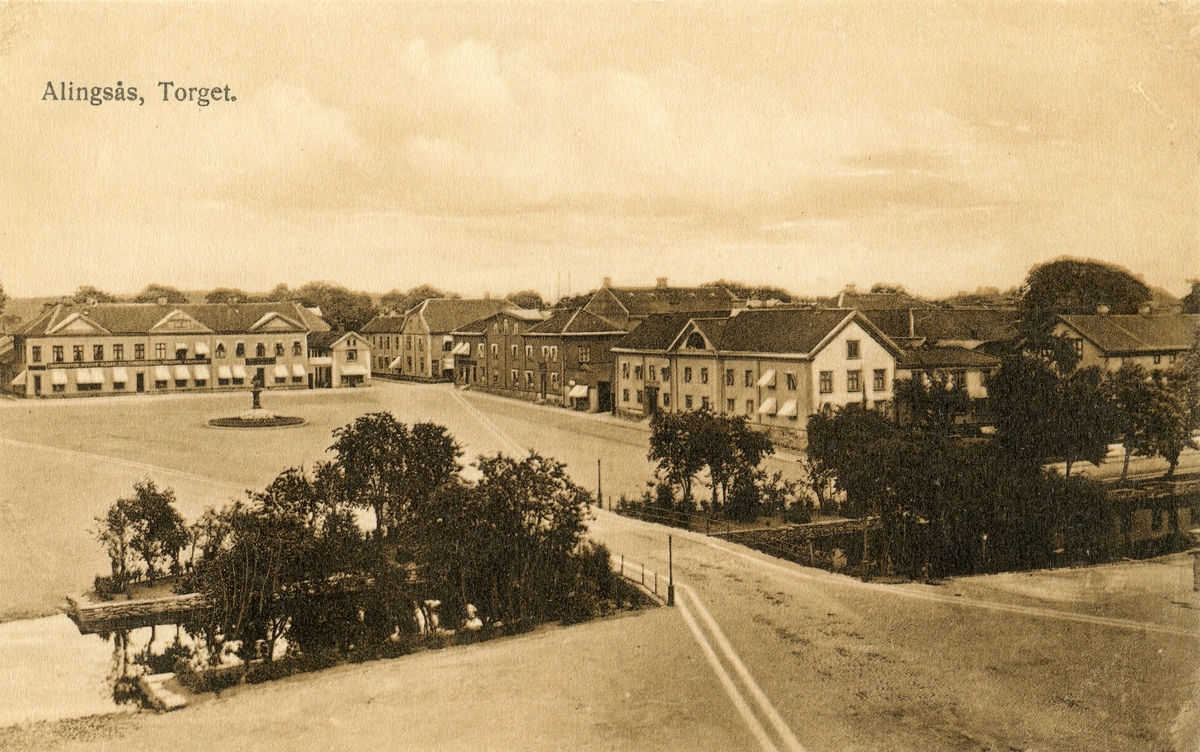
[207,415,305,428]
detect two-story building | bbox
[612,308,903,442]
[306,331,372,388]
[452,307,552,399]
[7,300,373,398]
[391,299,508,381]
[580,277,741,330]
[521,308,628,412]
[361,314,406,379]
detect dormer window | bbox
[216,343,226,358]
[256,343,266,358]
[235,342,245,358]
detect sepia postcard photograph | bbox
[0,2,1198,750]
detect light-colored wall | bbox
[809,320,894,414]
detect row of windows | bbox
[482,343,560,361]
[621,363,671,381]
[817,369,888,394]
[30,341,304,363]
[43,373,311,394]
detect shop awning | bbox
[756,370,777,388]
[75,368,99,385]
[91,368,106,383]
[51,370,68,385]
[451,342,471,356]
[273,364,289,379]
[777,399,798,418]
[292,364,306,377]
[174,365,190,380]
[112,368,129,383]
[217,366,233,380]
[567,384,589,399]
[193,365,210,381]
[389,356,404,369]
[175,342,189,352]
[10,370,26,387]
[232,365,247,379]
[155,366,171,381]
[194,342,210,356]
[341,364,369,376]
[757,397,777,415]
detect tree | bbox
[327,413,410,541]
[506,290,544,310]
[1182,280,1200,314]
[204,287,255,304]
[94,502,135,589]
[380,285,460,315]
[1102,362,1171,481]
[0,280,6,319]
[291,282,377,331]
[131,284,189,304]
[1145,370,1197,479]
[696,413,774,514]
[263,283,291,302]
[1058,367,1114,477]
[72,285,118,304]
[987,354,1069,471]
[701,280,794,303]
[122,480,189,582]
[805,405,898,518]
[893,374,971,436]
[648,411,708,507]
[1018,258,1151,341]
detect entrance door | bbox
[645,387,659,415]
[33,375,41,396]
[135,373,144,393]
[597,381,612,413]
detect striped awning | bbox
[756,370,777,388]
[757,397,777,415]
[292,364,306,377]
[194,342,210,356]
[451,342,471,356]
[76,368,102,385]
[51,370,68,385]
[155,366,171,381]
[567,384,589,399]
[273,364,289,378]
[112,368,129,383]
[389,356,404,369]
[193,365,211,381]
[777,399,798,418]
[217,365,233,380]
[174,365,190,380]
[232,365,247,379]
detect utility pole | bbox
[667,534,675,606]
[597,458,603,510]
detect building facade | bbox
[612,309,902,441]
[361,314,406,379]
[388,299,507,381]
[521,308,627,412]
[452,308,552,400]
[1052,312,1200,372]
[8,300,373,398]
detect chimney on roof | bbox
[157,297,168,306]
[908,308,915,338]
[656,277,668,289]
[1138,303,1152,316]
[602,276,612,288]
[845,284,857,293]
[1096,304,1110,316]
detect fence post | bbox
[654,571,658,595]
[620,555,624,578]
[597,458,603,511]
[641,562,645,584]
[667,535,675,606]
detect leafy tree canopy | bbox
[380,285,461,314]
[1182,280,1200,314]
[290,281,377,331]
[72,285,119,304]
[701,280,794,303]
[132,283,189,304]
[506,290,545,310]
[204,287,258,304]
[1018,258,1151,339]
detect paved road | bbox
[2,381,1198,749]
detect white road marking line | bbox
[448,390,528,457]
[676,587,780,752]
[0,436,245,492]
[680,584,806,752]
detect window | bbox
[511,345,518,359]
[649,365,657,381]
[73,345,83,362]
[407,356,413,369]
[634,365,644,379]
[491,344,499,358]
[663,394,671,407]
[819,371,833,394]
[685,395,693,409]
[622,389,630,402]
[744,370,753,387]
[31,346,41,363]
[726,369,735,386]
[529,345,536,359]
[847,340,861,359]
[53,345,64,362]
[847,369,862,392]
[700,368,709,384]
[746,399,754,414]
[1071,338,1083,359]
[272,342,283,357]
[408,336,415,349]
[52,382,65,393]
[636,390,643,404]
[550,372,559,388]
[232,342,243,358]
[215,343,225,358]
[525,371,534,386]
[686,332,705,349]
[293,341,303,356]
[175,346,188,360]
[77,380,101,392]
[622,362,630,378]
[346,349,357,361]
[511,369,518,384]
[111,344,123,360]
[550,346,558,361]
[580,346,591,364]
[661,367,670,381]
[292,375,303,384]
[113,380,125,390]
[274,375,286,385]
[134,344,145,360]
[175,378,188,388]
[1153,354,1162,365]
[418,338,425,351]
[951,370,967,388]
[684,367,693,383]
[253,343,264,357]
[478,344,485,357]
[503,320,510,334]
[493,373,500,384]
[786,372,797,391]
[93,345,104,361]
[195,378,207,387]
[156,343,167,360]
[701,397,710,410]
[873,369,887,391]
[727,398,736,412]
[540,345,548,358]
[443,339,453,352]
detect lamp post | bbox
[667,535,675,606]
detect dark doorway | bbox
[135,373,144,393]
[33,375,42,396]
[645,387,659,415]
[597,381,612,413]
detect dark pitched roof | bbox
[603,286,739,316]
[822,290,936,310]
[614,312,715,351]
[450,307,551,336]
[524,308,626,336]
[861,308,1018,344]
[413,299,508,333]
[361,314,407,334]
[897,346,1001,370]
[1058,313,1200,354]
[717,309,871,355]
[16,302,330,336]
[307,331,347,349]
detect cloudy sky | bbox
[1,1,1198,301]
